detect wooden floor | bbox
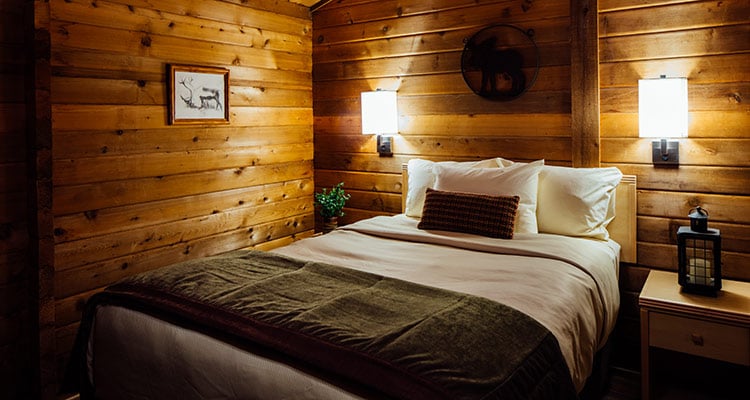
[58,365,746,400]
[603,365,747,400]
[601,367,641,400]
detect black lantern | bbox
[677,208,721,295]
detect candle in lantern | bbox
[688,258,712,285]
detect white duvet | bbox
[274,214,621,391]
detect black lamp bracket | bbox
[377,135,393,157]
[652,139,679,166]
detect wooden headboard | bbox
[400,164,638,264]
[607,175,637,264]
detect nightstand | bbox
[639,270,750,400]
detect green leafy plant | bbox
[314,182,351,219]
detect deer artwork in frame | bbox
[168,64,230,125]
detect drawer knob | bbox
[691,333,704,346]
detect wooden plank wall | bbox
[45,0,314,390]
[313,0,749,372]
[312,0,577,224]
[0,0,32,398]
[313,0,749,276]
[599,0,750,369]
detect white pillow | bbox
[494,157,516,168]
[433,160,544,234]
[405,158,499,217]
[536,166,623,240]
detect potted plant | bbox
[314,182,351,233]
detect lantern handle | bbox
[690,206,708,217]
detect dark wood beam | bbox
[571,0,601,167]
[26,0,56,398]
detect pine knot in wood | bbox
[140,35,152,47]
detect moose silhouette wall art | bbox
[461,24,539,101]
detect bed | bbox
[64,157,637,400]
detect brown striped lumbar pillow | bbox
[417,188,519,239]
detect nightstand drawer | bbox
[649,312,750,366]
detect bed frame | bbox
[400,164,637,264]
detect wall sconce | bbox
[638,76,688,166]
[361,90,398,157]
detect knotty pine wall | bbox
[599,0,749,369]
[0,0,32,398]
[16,0,315,396]
[313,0,583,223]
[313,0,748,275]
[312,0,748,371]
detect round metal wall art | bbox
[461,24,540,101]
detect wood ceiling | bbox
[290,0,320,7]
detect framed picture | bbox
[168,64,229,124]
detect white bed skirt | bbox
[89,305,367,400]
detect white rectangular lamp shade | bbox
[361,91,398,135]
[638,77,688,138]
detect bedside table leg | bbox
[640,308,650,400]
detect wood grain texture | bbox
[600,0,750,284]
[600,0,749,38]
[53,179,314,243]
[30,0,315,393]
[28,0,58,398]
[312,0,579,230]
[600,25,749,63]
[54,213,316,298]
[601,110,749,138]
[570,0,601,167]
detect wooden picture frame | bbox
[168,64,230,125]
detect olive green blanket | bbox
[69,250,576,399]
